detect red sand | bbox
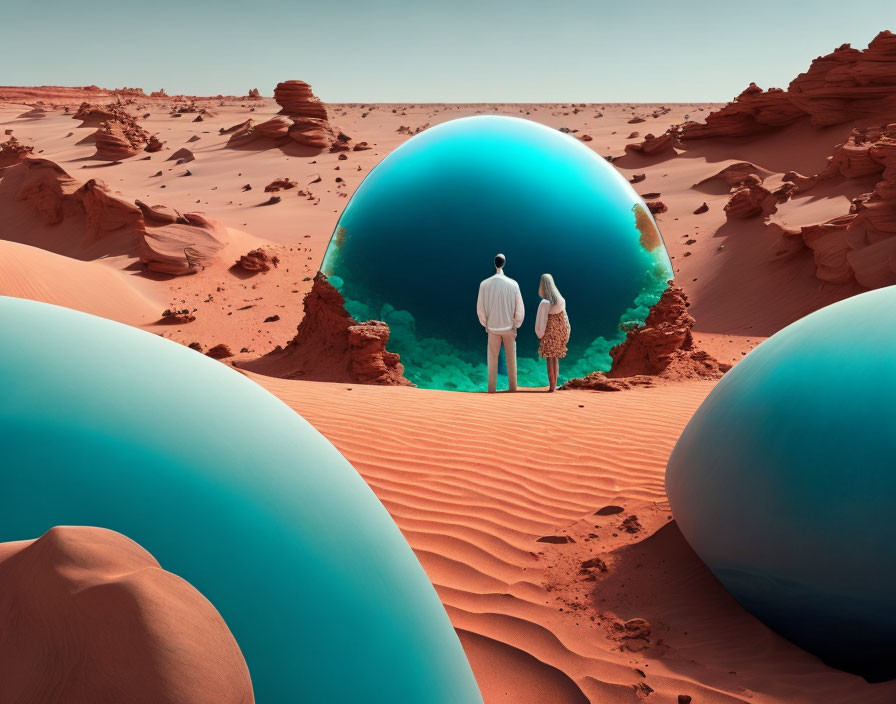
[0,526,253,703]
[2,54,894,701]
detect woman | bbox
[534,273,570,392]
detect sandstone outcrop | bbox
[606,285,727,379]
[624,131,676,155]
[564,286,727,390]
[93,119,150,160]
[220,119,254,135]
[788,31,896,126]
[73,101,130,127]
[7,158,228,273]
[273,80,335,150]
[139,213,229,275]
[167,147,195,163]
[239,272,411,385]
[776,123,896,287]
[254,115,293,139]
[724,183,774,218]
[681,31,896,140]
[695,162,769,189]
[0,526,253,704]
[679,85,804,140]
[0,136,33,167]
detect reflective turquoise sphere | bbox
[323,116,672,391]
[0,296,482,703]
[667,287,896,681]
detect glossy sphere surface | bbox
[0,296,483,703]
[667,287,896,680]
[323,116,672,390]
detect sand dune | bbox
[250,377,896,703]
[0,240,162,324]
[0,526,253,704]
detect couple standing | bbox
[476,253,571,393]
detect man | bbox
[477,253,525,393]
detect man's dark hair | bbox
[494,254,506,269]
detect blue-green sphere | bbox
[667,287,896,680]
[323,116,672,391]
[0,296,482,703]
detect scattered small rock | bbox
[206,344,233,359]
[621,515,643,533]
[536,535,575,544]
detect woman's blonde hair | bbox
[539,273,563,306]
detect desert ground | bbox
[2,31,896,703]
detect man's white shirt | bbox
[477,269,525,333]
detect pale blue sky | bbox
[0,1,890,102]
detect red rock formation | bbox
[167,147,195,163]
[681,32,896,139]
[220,119,254,135]
[93,119,150,160]
[8,158,228,273]
[139,213,229,275]
[695,162,769,189]
[347,321,407,384]
[788,31,896,126]
[679,85,804,140]
[624,131,676,155]
[254,115,293,139]
[264,178,296,192]
[566,285,728,391]
[0,526,253,704]
[777,123,896,287]
[144,135,164,153]
[235,248,279,272]
[273,80,335,150]
[239,273,411,385]
[136,201,183,226]
[0,136,33,167]
[73,101,131,127]
[273,80,328,121]
[724,183,773,218]
[19,106,47,119]
[610,285,728,379]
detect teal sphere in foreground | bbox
[667,287,896,680]
[0,297,482,703]
[323,116,672,391]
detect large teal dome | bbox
[323,116,672,391]
[667,287,896,681]
[0,296,482,703]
